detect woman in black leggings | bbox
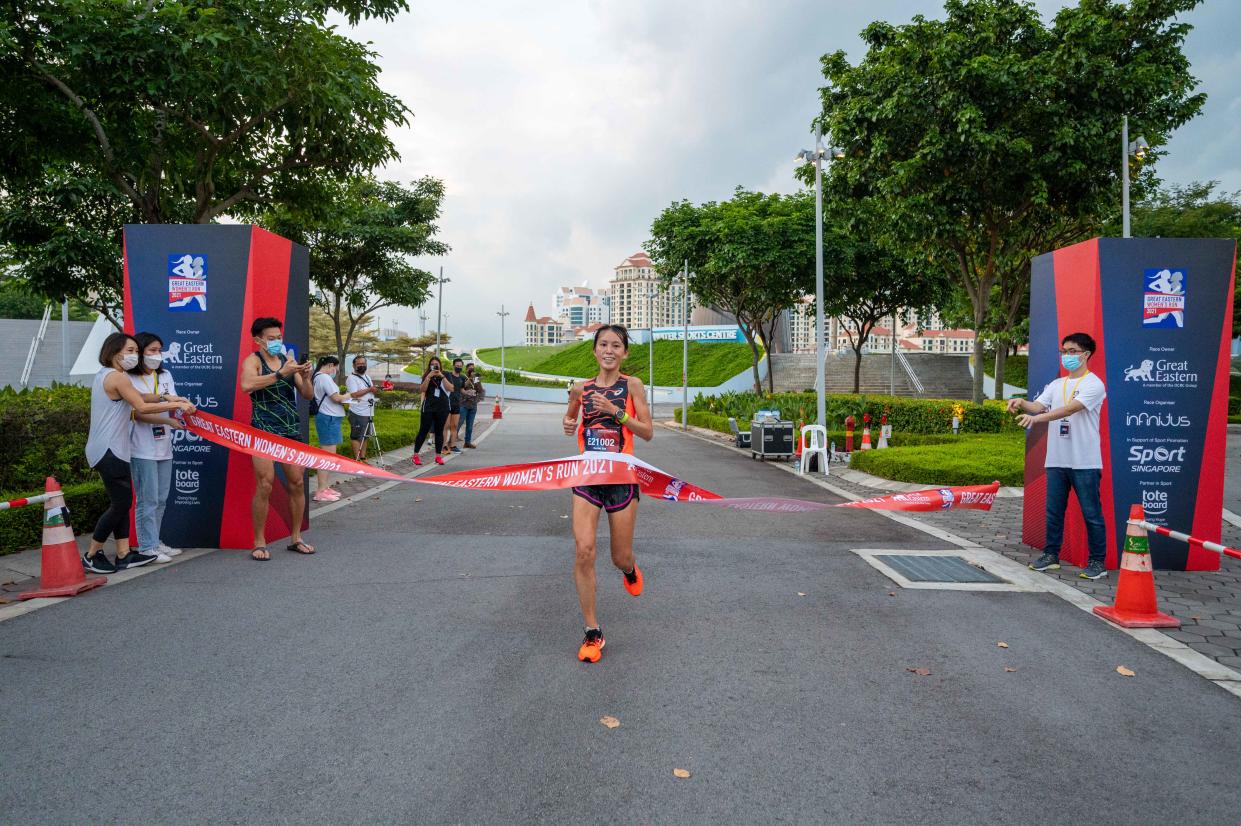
[412,356,452,466]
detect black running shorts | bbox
[572,484,640,513]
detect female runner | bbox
[561,324,653,663]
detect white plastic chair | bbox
[799,424,829,476]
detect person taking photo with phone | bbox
[413,356,452,466]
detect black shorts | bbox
[347,411,372,437]
[449,403,460,415]
[572,484,639,513]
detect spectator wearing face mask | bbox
[346,355,378,461]
[127,332,187,564]
[83,333,196,574]
[458,362,485,448]
[312,355,350,502]
[413,356,451,466]
[443,357,467,454]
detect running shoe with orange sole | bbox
[578,628,605,663]
[623,564,643,597]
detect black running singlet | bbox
[577,374,637,455]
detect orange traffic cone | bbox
[794,421,804,460]
[1093,504,1179,628]
[492,400,503,420]
[860,426,872,450]
[20,477,106,600]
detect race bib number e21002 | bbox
[583,427,622,453]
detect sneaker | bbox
[158,543,183,557]
[435,455,445,465]
[115,551,159,571]
[1029,552,1060,572]
[1079,560,1108,580]
[465,443,477,449]
[623,564,643,597]
[83,553,117,574]
[451,446,462,454]
[413,455,422,466]
[152,551,172,564]
[578,627,605,663]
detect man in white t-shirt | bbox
[1008,332,1109,581]
[345,355,378,461]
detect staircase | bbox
[769,352,976,399]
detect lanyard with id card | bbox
[1058,375,1084,439]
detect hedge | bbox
[848,433,1026,486]
[0,479,111,556]
[0,384,95,494]
[310,408,421,456]
[690,391,1019,434]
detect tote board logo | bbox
[1142,268,1185,328]
[168,254,207,312]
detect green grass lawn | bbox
[478,339,755,386]
[848,431,1026,487]
[309,407,421,455]
[982,353,1028,390]
[475,342,576,371]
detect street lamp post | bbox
[646,286,657,408]
[497,305,510,404]
[434,267,450,356]
[682,259,689,430]
[1121,115,1150,239]
[796,127,844,431]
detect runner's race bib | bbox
[583,425,623,453]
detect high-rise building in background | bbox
[786,297,976,355]
[608,252,690,331]
[553,282,611,329]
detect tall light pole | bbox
[646,286,657,407]
[442,314,450,352]
[497,305,510,403]
[1122,115,1150,238]
[434,267,450,356]
[797,127,844,430]
[681,260,689,430]
[419,310,428,337]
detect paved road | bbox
[3,402,1240,824]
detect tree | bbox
[0,275,96,321]
[1,0,410,225]
[648,188,815,393]
[267,176,448,366]
[820,229,951,392]
[1120,181,1241,335]
[817,0,1206,402]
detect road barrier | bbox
[20,477,106,600]
[0,491,57,511]
[1093,504,1179,628]
[1128,518,1241,561]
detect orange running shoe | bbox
[577,628,605,663]
[623,564,643,597]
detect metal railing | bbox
[19,304,52,389]
[897,350,925,396]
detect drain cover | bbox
[873,554,1003,584]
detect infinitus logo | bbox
[1125,412,1190,427]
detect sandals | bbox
[286,540,316,555]
[251,548,271,561]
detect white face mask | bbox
[144,354,163,369]
[120,353,139,371]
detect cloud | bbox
[345,1,1240,351]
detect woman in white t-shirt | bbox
[128,332,188,563]
[312,356,350,502]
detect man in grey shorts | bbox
[345,355,378,460]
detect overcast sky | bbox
[345,0,1240,351]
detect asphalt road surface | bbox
[3,402,1240,824]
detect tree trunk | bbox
[742,329,763,395]
[970,298,989,405]
[853,347,863,393]
[993,346,1007,401]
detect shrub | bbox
[0,384,94,494]
[1229,396,1241,416]
[0,480,111,555]
[690,391,1017,434]
[376,390,416,409]
[848,434,1025,486]
[310,408,421,456]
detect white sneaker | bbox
[153,552,172,563]
[158,543,183,557]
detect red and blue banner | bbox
[1024,238,1237,570]
[124,225,310,550]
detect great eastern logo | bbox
[1121,358,1197,387]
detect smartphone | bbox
[298,352,311,365]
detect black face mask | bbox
[355,365,367,374]
[454,366,462,373]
